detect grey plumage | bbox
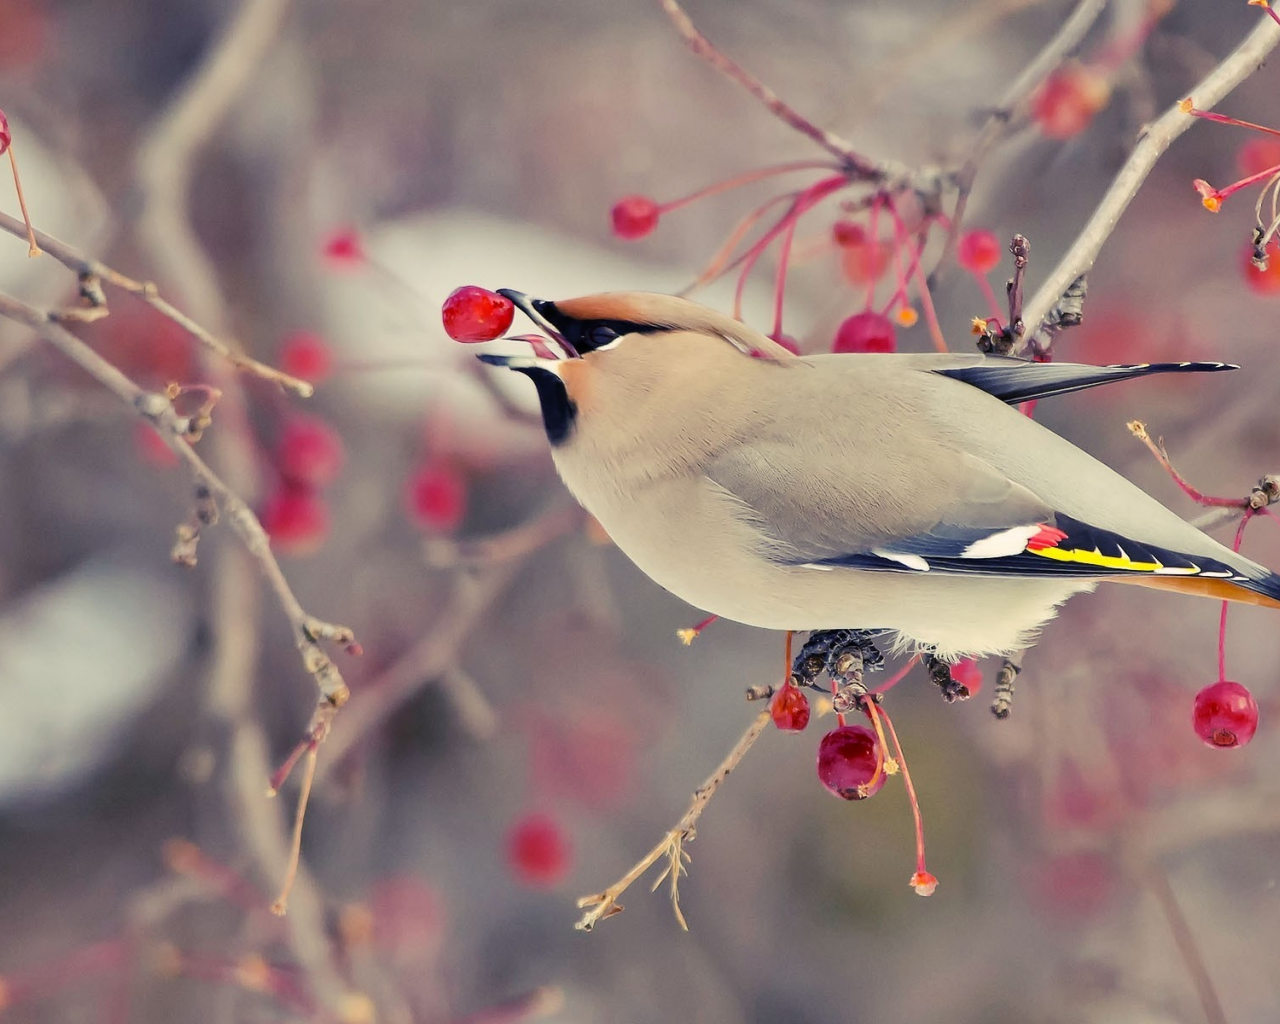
[483,291,1280,659]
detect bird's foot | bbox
[792,629,888,712]
[923,652,970,703]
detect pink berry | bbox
[838,236,891,285]
[321,228,365,266]
[277,416,345,488]
[610,195,660,240]
[1032,65,1110,139]
[279,331,333,384]
[1237,138,1280,178]
[956,230,1003,274]
[833,311,896,354]
[506,813,571,888]
[261,485,329,555]
[441,286,515,343]
[1192,680,1258,748]
[831,220,865,248]
[1243,243,1280,295]
[0,109,10,157]
[817,724,885,800]
[770,683,811,732]
[951,658,983,697]
[406,459,467,532]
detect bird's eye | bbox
[587,324,620,348]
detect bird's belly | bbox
[580,477,1093,659]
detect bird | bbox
[477,289,1280,662]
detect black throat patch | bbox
[515,366,577,446]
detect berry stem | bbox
[1218,510,1255,682]
[7,145,40,258]
[911,258,949,353]
[731,174,848,318]
[862,196,883,310]
[686,191,799,292]
[862,700,892,795]
[869,654,922,695]
[876,705,932,889]
[659,160,844,215]
[269,739,319,916]
[770,210,800,338]
[1127,422,1245,507]
[1184,104,1280,139]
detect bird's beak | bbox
[497,289,581,358]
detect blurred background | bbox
[1,0,1279,1020]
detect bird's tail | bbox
[1117,567,1280,610]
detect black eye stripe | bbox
[564,318,659,353]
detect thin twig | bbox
[935,0,1109,284]
[0,210,313,396]
[0,290,352,707]
[658,0,891,178]
[1145,866,1228,1024]
[1022,16,1280,342]
[575,709,771,931]
[270,743,319,916]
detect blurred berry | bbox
[611,196,660,240]
[506,813,571,888]
[322,228,366,267]
[406,459,467,532]
[1243,243,1280,295]
[1237,138,1280,177]
[277,416,345,488]
[261,484,329,555]
[956,230,1003,274]
[279,331,333,384]
[1032,65,1110,139]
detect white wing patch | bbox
[960,525,1042,560]
[871,550,930,572]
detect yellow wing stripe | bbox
[1029,546,1164,572]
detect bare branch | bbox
[576,709,771,931]
[658,0,894,177]
[0,290,352,707]
[0,210,313,396]
[1022,16,1280,341]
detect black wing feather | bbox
[935,358,1237,406]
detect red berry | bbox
[1243,243,1280,295]
[261,485,329,555]
[506,813,571,888]
[1237,138,1280,178]
[441,286,515,343]
[831,220,865,248]
[406,459,467,532]
[277,416,345,487]
[279,331,333,384]
[321,228,365,266]
[1192,680,1258,748]
[0,109,10,157]
[833,311,896,354]
[610,195,660,240]
[817,724,885,800]
[951,658,983,697]
[956,230,1003,274]
[838,236,891,285]
[770,683,811,731]
[1032,65,1111,139]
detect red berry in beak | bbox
[441,286,516,343]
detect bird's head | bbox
[478,290,797,448]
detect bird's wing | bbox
[803,352,1236,406]
[705,437,1255,585]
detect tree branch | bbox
[1022,15,1280,341]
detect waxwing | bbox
[479,290,1278,660]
